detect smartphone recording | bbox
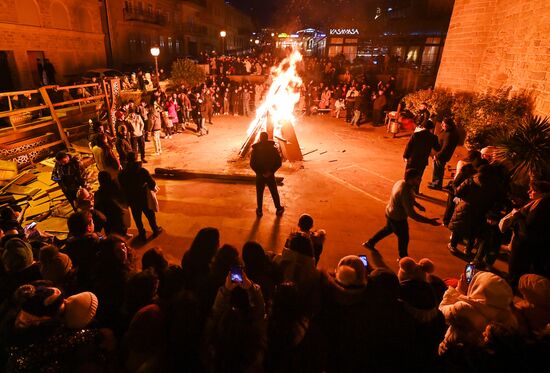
[465,263,475,284]
[230,265,243,284]
[358,255,368,268]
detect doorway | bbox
[27,50,46,86]
[0,51,15,92]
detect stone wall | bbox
[436,0,550,117]
[0,0,106,89]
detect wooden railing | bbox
[0,82,110,164]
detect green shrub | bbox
[171,58,206,88]
[403,88,533,149]
[402,88,453,121]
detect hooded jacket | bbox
[438,271,518,355]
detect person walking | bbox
[428,117,459,190]
[118,152,162,241]
[250,132,284,217]
[362,169,440,259]
[403,120,440,194]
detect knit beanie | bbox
[335,255,367,288]
[397,257,434,283]
[64,292,99,329]
[2,238,34,272]
[39,245,72,284]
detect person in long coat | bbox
[118,152,162,241]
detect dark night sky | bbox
[226,0,374,30]
[227,0,454,35]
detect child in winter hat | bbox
[398,257,434,283]
[39,245,72,284]
[63,292,99,329]
[335,255,368,288]
[2,237,34,272]
[14,284,64,328]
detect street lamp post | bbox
[220,30,226,55]
[150,46,160,87]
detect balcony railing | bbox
[123,7,166,26]
[180,22,207,35]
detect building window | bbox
[129,38,137,55]
[147,3,152,15]
[425,37,441,45]
[331,38,344,45]
[406,47,420,63]
[176,39,181,53]
[168,37,173,50]
[125,0,132,11]
[344,38,358,44]
[137,1,143,14]
[160,36,164,48]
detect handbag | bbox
[145,184,160,212]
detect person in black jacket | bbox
[51,151,87,210]
[118,152,162,241]
[403,120,440,194]
[428,117,460,190]
[414,102,431,128]
[250,132,284,217]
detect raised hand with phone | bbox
[225,265,252,290]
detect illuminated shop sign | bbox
[329,28,360,36]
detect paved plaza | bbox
[118,114,508,280]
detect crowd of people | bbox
[0,202,548,372]
[0,53,549,372]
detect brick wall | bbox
[0,0,106,89]
[436,0,550,117]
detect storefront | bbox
[324,25,444,73]
[326,27,362,61]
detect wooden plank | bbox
[0,89,40,98]
[155,167,284,185]
[14,119,56,133]
[4,184,41,196]
[38,87,70,148]
[52,95,106,108]
[0,105,49,119]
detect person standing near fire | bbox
[250,132,284,217]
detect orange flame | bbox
[246,50,303,137]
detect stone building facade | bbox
[0,0,106,90]
[436,0,550,117]
[105,0,254,70]
[0,0,254,91]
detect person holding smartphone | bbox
[206,266,267,372]
[438,271,517,356]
